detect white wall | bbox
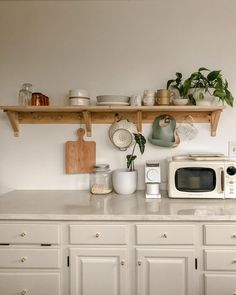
[0,0,236,194]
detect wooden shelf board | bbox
[0,105,224,137]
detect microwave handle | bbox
[220,168,225,193]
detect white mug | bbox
[130,94,142,106]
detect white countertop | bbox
[0,190,236,221]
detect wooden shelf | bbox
[0,105,224,137]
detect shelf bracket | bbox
[82,111,92,137]
[136,111,142,133]
[210,110,221,137]
[6,111,20,137]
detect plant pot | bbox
[189,88,214,106]
[195,98,213,106]
[112,169,137,195]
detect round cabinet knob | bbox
[233,259,236,264]
[162,233,168,238]
[21,257,27,263]
[138,261,142,266]
[120,261,125,266]
[20,232,27,237]
[95,233,100,238]
[232,234,236,238]
[21,290,27,295]
[227,166,236,176]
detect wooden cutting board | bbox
[65,128,96,174]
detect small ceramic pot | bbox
[112,169,137,195]
[172,98,189,105]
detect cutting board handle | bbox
[77,128,85,141]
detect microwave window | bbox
[175,167,216,192]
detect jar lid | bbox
[93,164,110,172]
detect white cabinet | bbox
[0,222,61,295]
[137,249,195,295]
[205,274,236,295]
[0,273,60,295]
[204,224,236,295]
[3,219,236,295]
[70,248,128,295]
[69,224,129,295]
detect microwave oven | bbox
[168,155,236,198]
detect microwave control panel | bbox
[225,163,236,198]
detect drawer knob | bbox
[162,233,168,238]
[120,260,125,266]
[21,289,27,295]
[95,233,100,238]
[20,232,27,237]
[21,257,27,263]
[232,234,236,238]
[138,261,142,266]
[233,260,236,264]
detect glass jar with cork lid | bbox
[90,164,112,194]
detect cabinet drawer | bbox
[0,223,60,244]
[69,225,128,244]
[136,225,195,245]
[205,274,236,295]
[0,273,60,295]
[0,249,60,268]
[205,250,236,271]
[204,224,236,245]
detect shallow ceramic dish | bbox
[97,102,129,106]
[97,95,130,103]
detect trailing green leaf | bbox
[126,133,146,171]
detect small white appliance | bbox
[145,161,161,199]
[168,154,236,199]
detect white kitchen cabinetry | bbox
[137,249,195,295]
[0,222,61,295]
[2,219,236,295]
[70,248,128,295]
[204,224,236,295]
[69,224,129,295]
[136,224,196,295]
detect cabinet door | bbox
[137,249,195,295]
[70,248,128,295]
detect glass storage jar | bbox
[18,83,32,105]
[90,164,112,194]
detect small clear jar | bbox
[90,164,112,194]
[18,83,32,105]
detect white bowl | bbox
[172,98,189,105]
[69,98,90,106]
[69,89,89,98]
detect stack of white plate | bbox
[96,95,130,106]
[69,89,90,106]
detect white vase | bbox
[112,169,137,195]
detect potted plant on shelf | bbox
[112,133,146,195]
[187,67,234,107]
[166,72,191,105]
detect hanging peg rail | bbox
[0,105,224,137]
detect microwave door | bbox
[172,166,224,198]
